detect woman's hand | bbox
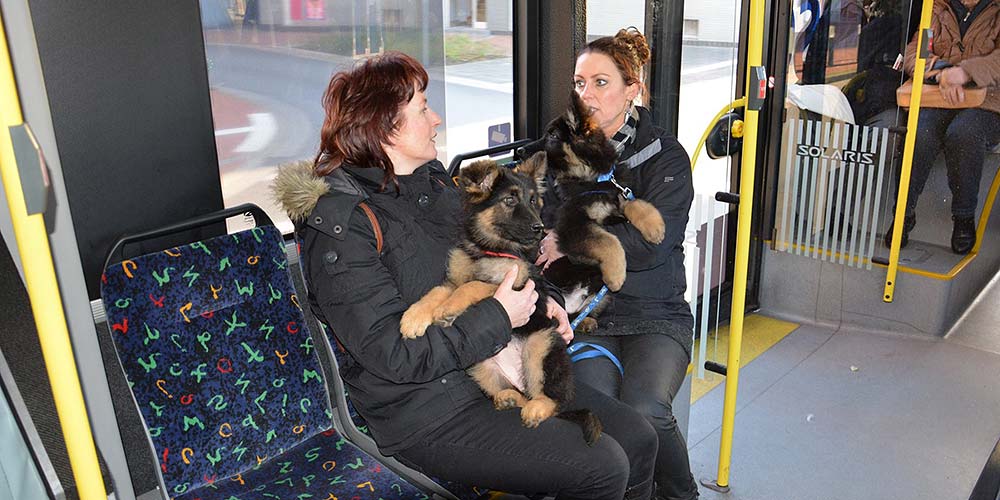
[494,265,538,328]
[938,66,971,106]
[535,230,565,269]
[546,297,573,344]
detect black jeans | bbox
[573,333,698,500]
[874,107,1000,219]
[395,381,658,500]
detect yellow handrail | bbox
[711,0,764,490]
[885,0,935,302]
[691,98,748,171]
[0,13,108,500]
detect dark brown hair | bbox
[314,51,429,192]
[580,27,651,103]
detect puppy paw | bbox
[432,308,457,327]
[575,317,598,334]
[624,200,666,244]
[494,389,527,410]
[521,397,558,428]
[600,262,626,292]
[635,218,665,244]
[432,304,464,327]
[433,316,456,327]
[400,308,433,339]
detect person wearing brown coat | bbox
[887,0,1000,254]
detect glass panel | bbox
[0,384,50,500]
[774,0,912,267]
[200,0,514,234]
[586,0,645,40]
[443,0,514,169]
[679,0,741,378]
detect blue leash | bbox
[564,165,634,377]
[568,341,624,376]
[568,286,608,331]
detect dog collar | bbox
[595,164,635,200]
[596,163,616,183]
[481,250,521,260]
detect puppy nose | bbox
[532,223,545,233]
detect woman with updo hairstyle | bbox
[537,28,700,500]
[276,51,660,500]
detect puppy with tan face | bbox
[399,153,602,444]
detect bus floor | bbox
[687,272,1000,500]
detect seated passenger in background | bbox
[884,0,1000,254]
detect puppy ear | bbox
[570,91,600,136]
[459,160,501,203]
[513,151,547,186]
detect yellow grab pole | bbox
[710,0,765,490]
[884,0,934,302]
[0,13,108,500]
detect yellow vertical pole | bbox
[0,13,108,500]
[711,0,765,489]
[884,0,933,302]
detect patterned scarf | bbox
[608,104,638,157]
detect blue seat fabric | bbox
[101,226,425,499]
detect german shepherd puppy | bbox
[540,92,666,332]
[399,153,601,444]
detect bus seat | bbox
[99,205,428,500]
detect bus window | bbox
[199,0,513,233]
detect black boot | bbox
[951,216,976,254]
[883,212,916,249]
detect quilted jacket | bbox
[274,159,513,454]
[905,0,1000,113]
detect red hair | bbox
[314,51,429,192]
[580,28,650,103]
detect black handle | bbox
[103,203,272,269]
[515,136,548,161]
[705,361,728,376]
[715,192,740,205]
[447,139,534,176]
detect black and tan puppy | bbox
[399,154,601,444]
[541,92,666,331]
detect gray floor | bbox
[687,278,1000,500]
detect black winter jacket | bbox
[543,106,695,355]
[275,160,513,454]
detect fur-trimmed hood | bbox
[272,160,329,223]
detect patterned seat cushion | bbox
[100,226,422,498]
[174,427,426,500]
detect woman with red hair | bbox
[274,51,658,499]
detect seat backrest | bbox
[100,226,331,493]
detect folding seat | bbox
[99,205,435,499]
